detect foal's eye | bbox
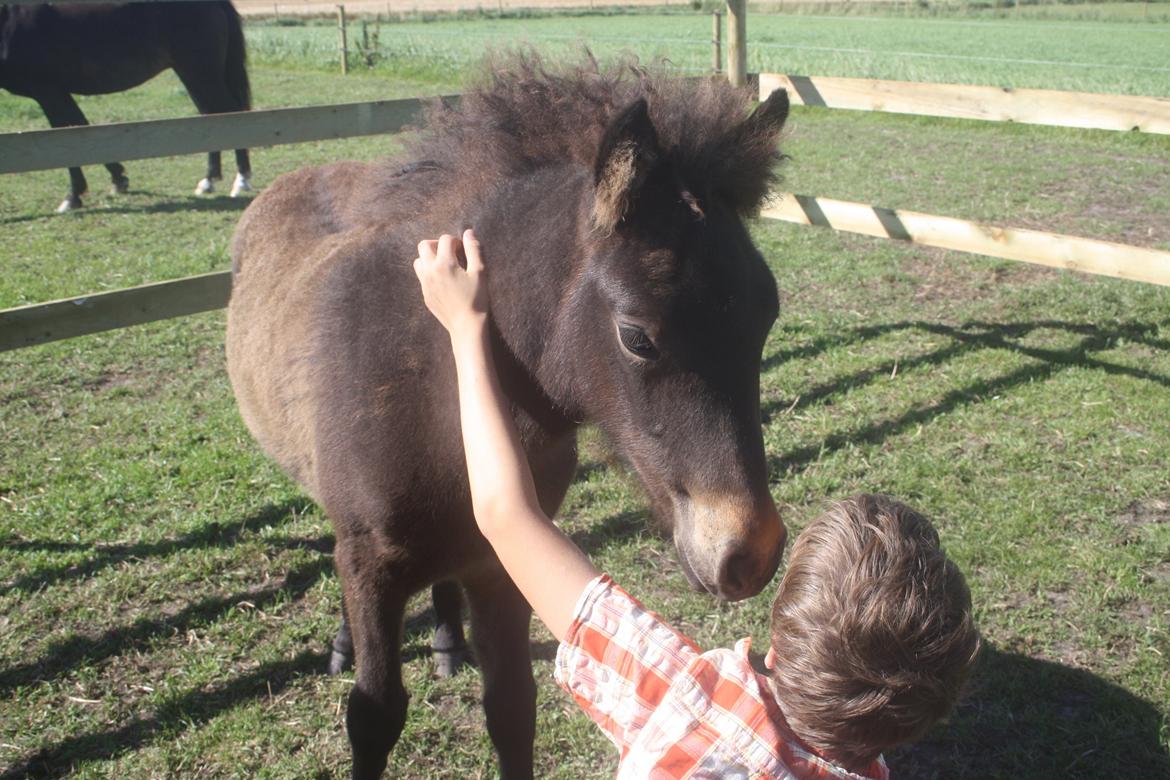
[618,324,659,361]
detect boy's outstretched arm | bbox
[414,231,599,642]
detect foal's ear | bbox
[746,88,790,140]
[720,88,790,214]
[592,98,661,234]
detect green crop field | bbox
[240,7,1170,96]
[2,7,1169,779]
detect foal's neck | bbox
[468,164,590,427]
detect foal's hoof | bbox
[229,173,253,198]
[56,195,82,213]
[433,646,469,679]
[327,647,354,676]
[111,176,130,195]
[194,177,215,195]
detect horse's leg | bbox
[336,540,410,780]
[327,593,354,675]
[431,579,467,678]
[195,151,223,196]
[106,163,130,194]
[33,92,97,212]
[173,56,251,197]
[230,149,253,197]
[464,567,536,780]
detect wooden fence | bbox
[757,73,1170,289]
[2,3,1169,352]
[0,96,443,352]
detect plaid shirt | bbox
[554,575,890,780]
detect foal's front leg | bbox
[335,541,410,780]
[465,566,537,780]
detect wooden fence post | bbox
[726,0,746,88]
[712,11,722,74]
[338,5,348,76]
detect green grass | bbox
[2,11,1170,779]
[754,0,1170,23]
[241,8,1170,95]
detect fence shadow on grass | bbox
[1,648,330,780]
[887,643,1170,779]
[761,318,1170,378]
[91,193,254,217]
[0,538,333,697]
[0,498,314,598]
[766,318,1170,479]
[0,193,250,226]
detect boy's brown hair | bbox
[768,494,980,771]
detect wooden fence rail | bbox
[759,73,1170,135]
[0,97,448,174]
[0,274,232,353]
[4,68,1168,350]
[6,190,1169,351]
[763,194,1170,288]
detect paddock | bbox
[1,3,1168,777]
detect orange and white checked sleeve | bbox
[554,574,702,755]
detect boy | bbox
[413,230,980,779]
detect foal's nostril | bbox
[718,549,757,601]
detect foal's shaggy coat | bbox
[228,57,790,779]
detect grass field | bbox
[2,8,1170,779]
[239,6,1170,95]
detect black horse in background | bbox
[0,1,253,212]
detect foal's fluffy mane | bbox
[405,54,786,215]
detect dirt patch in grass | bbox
[81,371,137,392]
[900,249,1056,304]
[1116,497,1170,540]
[1033,165,1170,250]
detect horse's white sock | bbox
[230,173,252,198]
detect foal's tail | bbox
[223,2,251,111]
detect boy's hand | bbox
[413,229,488,337]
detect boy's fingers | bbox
[437,233,459,266]
[463,228,484,274]
[417,239,439,261]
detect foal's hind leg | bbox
[328,594,355,676]
[431,579,468,678]
[328,580,466,678]
[464,567,536,780]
